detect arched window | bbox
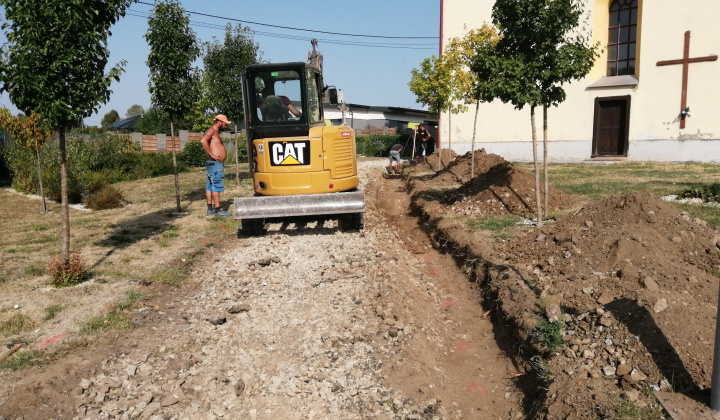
[607,0,638,76]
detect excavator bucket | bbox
[234,191,365,235]
[234,191,364,219]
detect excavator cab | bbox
[235,49,364,235]
[243,63,323,140]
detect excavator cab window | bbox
[253,70,303,123]
[243,63,326,139]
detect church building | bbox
[439,0,719,162]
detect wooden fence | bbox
[355,127,397,136]
[132,131,237,153]
[134,128,398,153]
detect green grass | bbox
[145,265,188,286]
[0,349,45,371]
[43,304,65,321]
[467,215,523,231]
[514,161,720,228]
[22,236,56,245]
[25,260,46,276]
[529,318,565,353]
[606,396,666,420]
[0,313,37,335]
[79,290,145,334]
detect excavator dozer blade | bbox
[234,191,365,220]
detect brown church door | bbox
[592,95,630,157]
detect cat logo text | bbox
[270,141,310,166]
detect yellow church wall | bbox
[438,0,720,162]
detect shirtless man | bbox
[201,114,231,216]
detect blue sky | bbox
[1,0,440,127]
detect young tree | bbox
[0,109,54,212]
[145,0,200,213]
[491,0,597,224]
[0,0,134,264]
[444,24,501,178]
[101,109,121,130]
[204,23,260,184]
[409,55,466,168]
[125,104,145,118]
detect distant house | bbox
[324,102,436,132]
[111,115,141,132]
[229,103,437,135]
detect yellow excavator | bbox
[234,40,365,235]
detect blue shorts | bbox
[205,160,225,192]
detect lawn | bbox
[0,164,251,370]
[513,161,720,227]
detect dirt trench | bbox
[404,149,720,419]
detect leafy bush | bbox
[86,185,125,210]
[178,137,248,167]
[0,137,37,192]
[48,251,87,287]
[178,140,206,166]
[131,152,187,179]
[356,134,405,157]
[225,137,248,164]
[680,183,720,203]
[2,133,184,204]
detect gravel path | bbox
[71,160,521,420]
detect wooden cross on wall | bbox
[656,31,717,129]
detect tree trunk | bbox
[543,105,549,219]
[471,100,480,179]
[170,121,181,213]
[35,149,46,213]
[59,129,70,264]
[411,129,417,164]
[448,112,452,158]
[234,124,240,186]
[530,105,542,225]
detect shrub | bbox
[48,251,87,287]
[86,185,125,210]
[131,152,187,179]
[680,183,720,203]
[356,134,405,157]
[178,140,206,166]
[0,138,37,193]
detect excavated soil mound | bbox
[496,190,720,417]
[424,148,458,172]
[413,149,576,217]
[408,156,720,418]
[442,161,576,217]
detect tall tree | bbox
[444,24,501,178]
[125,104,145,118]
[491,0,597,224]
[409,55,465,168]
[145,0,200,213]
[0,0,134,264]
[204,23,260,184]
[101,109,121,130]
[0,109,53,212]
